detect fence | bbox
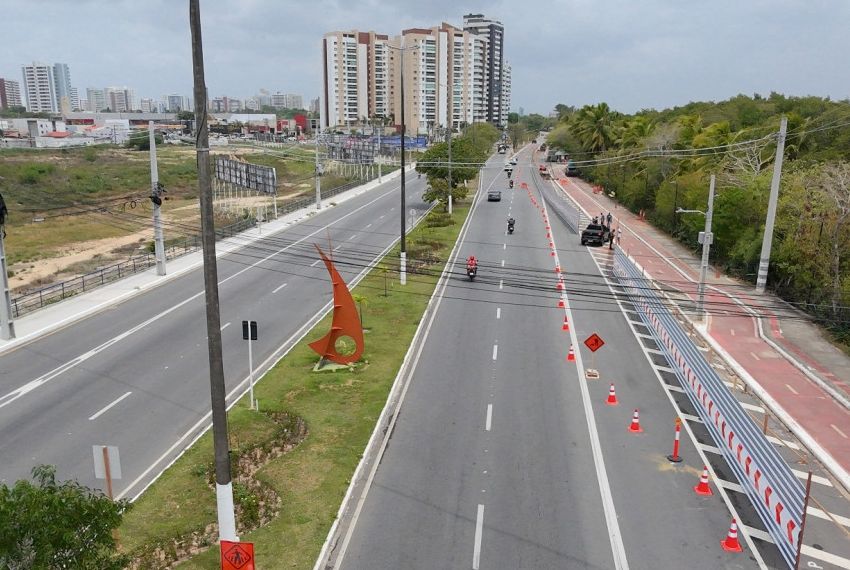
[613,248,807,568]
[9,173,387,319]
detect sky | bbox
[3,0,849,115]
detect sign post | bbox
[583,333,605,380]
[242,320,258,409]
[92,445,122,499]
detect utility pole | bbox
[149,121,166,276]
[315,130,322,210]
[0,190,15,340]
[756,116,787,294]
[399,46,407,286]
[696,175,716,316]
[189,0,237,543]
[447,125,453,215]
[377,118,382,183]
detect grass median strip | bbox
[119,199,472,568]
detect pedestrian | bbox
[616,226,622,245]
[608,228,615,250]
[600,212,605,226]
[606,212,613,226]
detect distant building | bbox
[140,98,156,113]
[463,14,506,127]
[21,62,57,113]
[244,97,260,111]
[69,86,80,111]
[0,78,23,109]
[285,94,303,109]
[105,86,135,112]
[166,94,188,112]
[53,63,73,113]
[501,62,511,128]
[86,88,106,112]
[309,97,320,114]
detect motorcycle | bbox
[509,179,514,189]
[466,265,478,281]
[507,222,515,235]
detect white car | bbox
[510,157,518,165]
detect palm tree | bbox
[616,116,655,148]
[571,103,614,152]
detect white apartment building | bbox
[463,14,505,127]
[21,62,57,113]
[53,63,73,114]
[140,98,155,113]
[500,61,511,128]
[86,88,106,112]
[105,86,135,112]
[0,78,22,109]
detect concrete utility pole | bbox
[447,125,453,215]
[377,120,382,183]
[149,121,166,276]
[399,47,408,285]
[0,192,15,340]
[315,131,322,210]
[189,0,237,543]
[756,116,787,294]
[697,175,715,316]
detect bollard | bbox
[667,417,683,463]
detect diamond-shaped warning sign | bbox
[221,541,254,570]
[584,333,605,353]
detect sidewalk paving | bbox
[0,167,410,356]
[549,167,850,490]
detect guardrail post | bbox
[82,275,85,292]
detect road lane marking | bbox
[785,383,799,395]
[496,308,501,320]
[379,214,385,219]
[89,391,132,421]
[499,279,503,290]
[503,243,506,250]
[310,259,321,267]
[832,423,848,439]
[699,443,722,454]
[492,344,498,361]
[348,235,356,240]
[485,404,492,431]
[680,413,702,423]
[220,322,231,331]
[717,478,745,493]
[731,329,736,336]
[473,504,484,569]
[333,244,343,252]
[272,282,288,293]
[742,525,850,569]
[500,260,505,267]
[792,468,832,486]
[365,223,372,229]
[741,402,764,413]
[750,351,761,361]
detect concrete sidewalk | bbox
[0,167,411,356]
[547,165,850,490]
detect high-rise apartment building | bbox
[86,88,106,112]
[500,62,511,128]
[69,87,80,111]
[105,86,135,112]
[166,94,188,112]
[21,62,57,113]
[322,30,392,130]
[140,97,155,113]
[463,14,505,127]
[0,78,23,109]
[309,97,320,114]
[53,63,73,113]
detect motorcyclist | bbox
[509,179,514,188]
[507,217,516,231]
[467,255,478,271]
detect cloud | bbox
[2,0,848,114]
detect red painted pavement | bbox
[552,174,850,476]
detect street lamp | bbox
[387,41,420,286]
[676,174,715,318]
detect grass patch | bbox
[120,198,472,568]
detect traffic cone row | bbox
[566,344,575,362]
[562,315,570,331]
[606,384,618,405]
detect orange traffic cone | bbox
[556,281,564,291]
[628,409,643,433]
[567,345,575,362]
[720,518,743,552]
[550,250,555,256]
[558,298,565,308]
[606,384,618,405]
[562,316,570,331]
[554,265,561,273]
[694,466,713,496]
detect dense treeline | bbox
[544,93,850,341]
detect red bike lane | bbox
[551,173,850,485]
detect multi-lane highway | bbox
[0,173,431,498]
[335,149,753,568]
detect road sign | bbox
[242,320,258,409]
[92,445,121,480]
[221,540,254,570]
[584,333,605,352]
[242,320,257,341]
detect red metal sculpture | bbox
[308,245,364,365]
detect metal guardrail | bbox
[613,248,806,568]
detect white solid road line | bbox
[496,308,501,320]
[365,223,372,229]
[220,322,231,331]
[473,504,485,570]
[501,259,505,267]
[348,234,356,240]
[492,344,498,361]
[88,391,132,421]
[485,404,492,431]
[311,259,321,267]
[272,282,288,293]
[792,468,832,487]
[742,525,850,569]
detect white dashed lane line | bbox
[220,322,231,331]
[485,404,493,431]
[496,308,501,320]
[88,391,132,421]
[272,282,288,294]
[492,344,498,361]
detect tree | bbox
[177,110,195,121]
[423,177,469,210]
[815,162,850,316]
[507,112,519,124]
[571,103,615,152]
[0,465,130,569]
[507,123,525,149]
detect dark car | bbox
[488,190,502,202]
[565,160,579,177]
[580,223,610,246]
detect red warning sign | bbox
[584,333,605,352]
[221,541,254,570]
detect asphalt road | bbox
[339,150,757,569]
[0,173,431,498]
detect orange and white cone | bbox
[694,466,713,496]
[558,298,565,308]
[567,345,575,362]
[562,316,570,331]
[606,384,618,406]
[628,409,643,433]
[554,265,561,273]
[720,518,743,552]
[556,281,564,291]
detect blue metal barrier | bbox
[613,248,805,568]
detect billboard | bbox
[214,158,277,195]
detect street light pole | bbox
[756,116,787,294]
[697,174,715,316]
[189,0,237,543]
[447,125,453,215]
[399,45,408,285]
[149,121,166,276]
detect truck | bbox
[580,223,611,246]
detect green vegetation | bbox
[417,122,500,210]
[0,465,130,569]
[119,199,472,568]
[543,93,850,341]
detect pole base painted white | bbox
[400,252,407,285]
[216,482,238,542]
[448,194,453,215]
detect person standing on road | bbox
[606,212,613,226]
[616,226,622,245]
[608,228,615,250]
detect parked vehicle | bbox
[580,223,611,246]
[565,160,579,177]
